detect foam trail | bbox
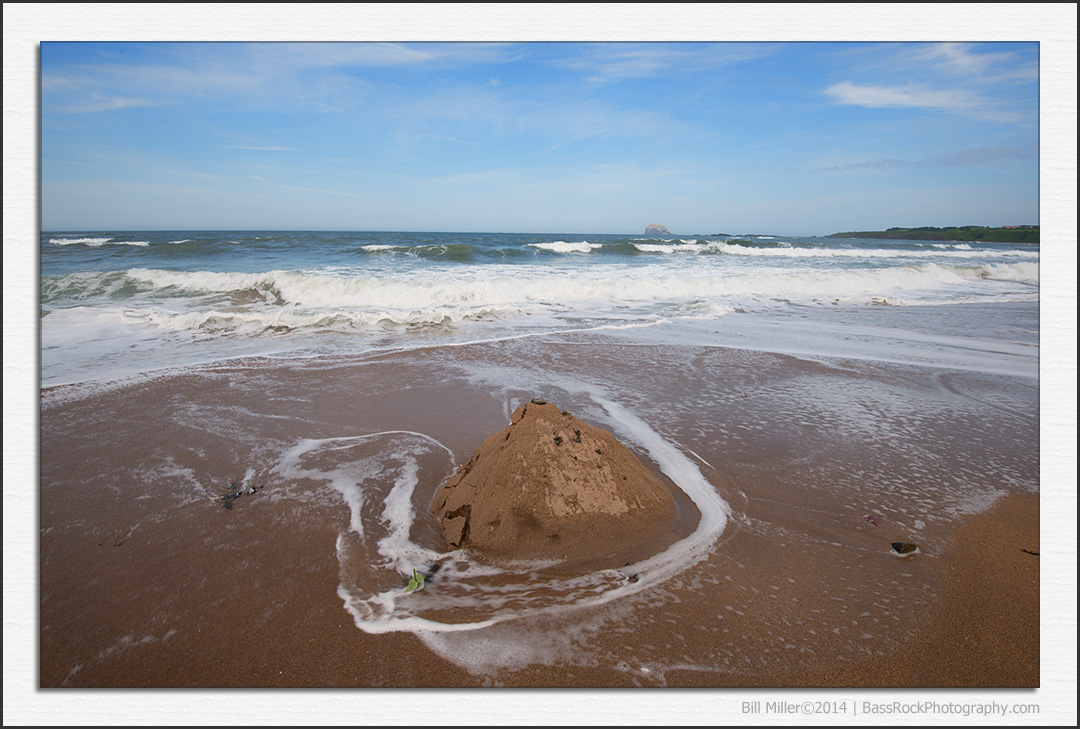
[327,389,729,651]
[273,431,454,540]
[573,390,731,579]
[406,388,734,674]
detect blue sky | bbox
[41,40,1040,235]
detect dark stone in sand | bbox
[429,401,677,563]
[891,541,919,555]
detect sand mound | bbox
[429,400,677,564]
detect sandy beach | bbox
[39,328,1040,689]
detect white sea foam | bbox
[626,239,1034,260]
[59,259,1037,310]
[705,242,1030,259]
[969,261,1039,283]
[272,431,455,542]
[39,259,1040,388]
[122,304,530,333]
[49,237,149,247]
[527,240,602,254]
[932,242,974,250]
[633,241,704,253]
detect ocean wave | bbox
[632,241,704,254]
[931,243,974,250]
[528,241,603,254]
[123,305,528,333]
[707,242,1029,259]
[48,260,1041,300]
[40,260,1039,337]
[620,239,1031,259]
[48,237,148,247]
[41,270,147,301]
[359,241,537,261]
[958,261,1039,284]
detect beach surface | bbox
[39,321,1039,689]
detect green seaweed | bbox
[405,570,425,593]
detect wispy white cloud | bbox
[922,145,1036,167]
[251,42,435,69]
[816,145,1035,172]
[59,93,156,114]
[823,81,1024,122]
[389,79,697,151]
[825,81,972,110]
[903,42,1038,84]
[246,42,523,71]
[918,42,1005,76]
[43,43,526,120]
[247,175,361,198]
[391,132,481,146]
[820,42,1037,126]
[225,146,292,151]
[552,43,777,83]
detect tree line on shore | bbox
[826,225,1039,244]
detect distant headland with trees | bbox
[826,225,1039,244]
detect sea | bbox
[39,229,1042,683]
[40,230,1040,387]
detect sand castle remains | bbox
[430,400,677,564]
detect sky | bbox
[40,39,1041,236]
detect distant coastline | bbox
[826,225,1039,244]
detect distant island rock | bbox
[644,223,669,236]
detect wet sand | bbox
[39,332,1040,689]
[758,490,1040,688]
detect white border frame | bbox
[6,4,1076,725]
